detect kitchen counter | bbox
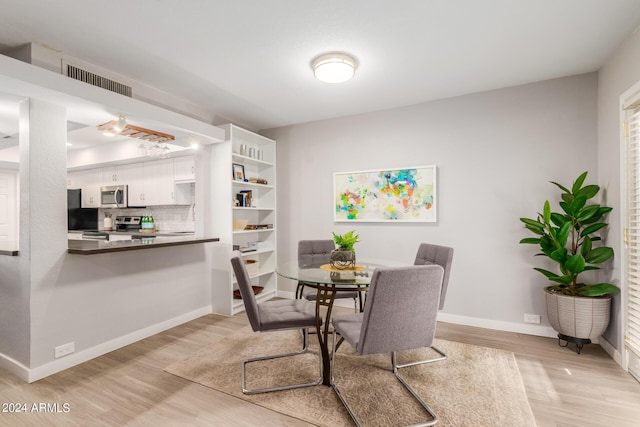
[68,235,218,255]
[0,241,19,256]
[68,230,195,236]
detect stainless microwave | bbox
[100,185,128,208]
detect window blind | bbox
[625,105,640,362]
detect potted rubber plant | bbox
[519,171,620,347]
[330,230,359,269]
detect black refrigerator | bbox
[67,189,99,230]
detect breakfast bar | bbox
[68,235,219,255]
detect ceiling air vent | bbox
[65,64,132,97]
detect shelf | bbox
[232,180,274,190]
[231,268,275,284]
[232,153,274,167]
[233,228,275,235]
[233,207,274,212]
[239,248,274,256]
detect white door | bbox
[0,170,18,242]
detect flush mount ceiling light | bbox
[312,53,357,83]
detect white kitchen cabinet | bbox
[144,158,175,205]
[68,169,101,207]
[67,171,81,189]
[210,124,277,316]
[174,156,195,182]
[102,163,142,185]
[69,157,192,208]
[127,159,175,206]
[121,162,145,205]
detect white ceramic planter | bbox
[545,287,611,340]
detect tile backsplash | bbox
[99,184,195,232]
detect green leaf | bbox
[550,213,568,227]
[581,236,592,256]
[582,265,600,271]
[559,201,570,215]
[577,283,620,297]
[580,222,607,237]
[549,274,574,285]
[567,195,587,215]
[575,184,599,200]
[551,181,571,194]
[557,222,571,247]
[585,246,614,264]
[565,254,586,274]
[543,201,551,224]
[533,268,559,279]
[520,238,541,244]
[576,205,600,223]
[549,247,567,262]
[599,206,613,215]
[572,171,588,193]
[581,206,613,224]
[525,226,545,235]
[561,193,573,204]
[520,218,544,229]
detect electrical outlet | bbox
[54,342,75,358]
[524,314,541,324]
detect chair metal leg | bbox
[331,332,439,426]
[394,346,447,369]
[241,328,322,394]
[331,330,365,427]
[392,351,439,426]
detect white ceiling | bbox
[1,0,640,132]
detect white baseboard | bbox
[0,305,212,383]
[598,335,622,365]
[0,353,30,382]
[277,290,558,338]
[436,312,558,338]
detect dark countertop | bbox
[68,235,219,255]
[0,241,19,256]
[68,230,196,237]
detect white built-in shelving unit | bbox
[210,124,277,315]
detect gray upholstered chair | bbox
[230,252,322,394]
[297,239,363,312]
[331,265,445,426]
[414,243,454,310]
[412,243,454,365]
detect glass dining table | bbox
[276,259,395,386]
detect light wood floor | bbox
[1,308,640,426]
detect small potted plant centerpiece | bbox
[330,230,359,269]
[519,171,620,351]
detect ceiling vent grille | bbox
[65,64,132,97]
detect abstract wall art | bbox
[334,165,437,222]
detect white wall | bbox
[264,73,598,336]
[0,96,214,382]
[598,27,640,355]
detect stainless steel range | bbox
[115,216,142,232]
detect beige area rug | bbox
[165,327,536,426]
